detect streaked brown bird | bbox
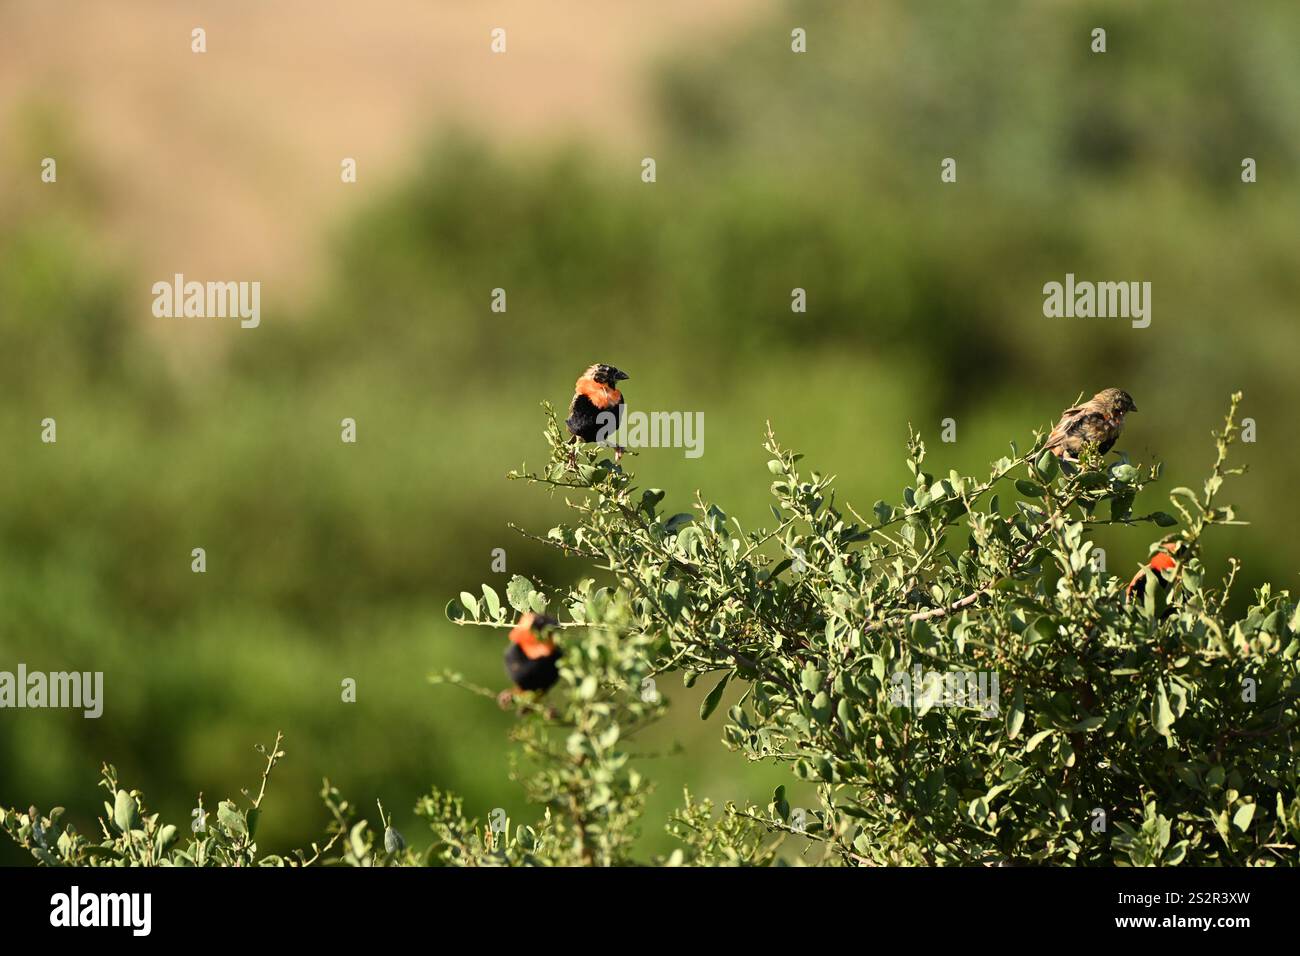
[1043,388,1137,461]
[499,612,562,707]
[566,363,628,464]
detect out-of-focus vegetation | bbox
[2,0,1298,863]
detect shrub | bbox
[7,395,1296,865]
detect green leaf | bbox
[1149,511,1178,527]
[1025,729,1054,753]
[699,674,729,720]
[1034,450,1060,482]
[384,826,406,854]
[639,488,666,513]
[1006,687,1025,739]
[1111,463,1139,483]
[349,821,368,860]
[459,591,480,620]
[766,459,785,475]
[217,801,246,837]
[1015,479,1045,498]
[800,665,824,694]
[1025,615,1056,644]
[112,790,138,834]
[811,691,832,724]
[1232,803,1256,832]
[506,575,535,613]
[1152,680,1175,737]
[481,585,502,620]
[156,824,179,853]
[772,785,790,821]
[664,513,693,534]
[246,807,261,840]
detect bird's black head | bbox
[528,612,559,634]
[583,363,629,386]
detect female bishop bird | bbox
[1043,387,1137,462]
[499,612,563,707]
[566,363,628,465]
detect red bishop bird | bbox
[499,612,563,707]
[565,363,628,465]
[1126,540,1182,603]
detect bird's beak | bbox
[614,370,629,381]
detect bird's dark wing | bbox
[1071,410,1115,452]
[566,393,600,441]
[1043,405,1089,454]
[566,393,622,443]
[1045,403,1118,458]
[504,642,562,692]
[566,391,583,429]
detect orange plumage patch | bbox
[1126,543,1179,599]
[575,376,622,410]
[510,612,557,660]
[1148,551,1177,574]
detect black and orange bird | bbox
[1043,387,1137,461]
[1125,540,1182,603]
[566,363,628,465]
[499,611,563,707]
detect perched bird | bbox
[566,363,628,464]
[1043,388,1137,461]
[1125,541,1181,603]
[499,612,562,707]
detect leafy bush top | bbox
[8,395,1297,866]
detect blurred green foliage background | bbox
[2,0,1298,863]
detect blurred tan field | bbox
[0,0,767,295]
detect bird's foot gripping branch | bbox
[6,395,1297,866]
[447,393,1298,865]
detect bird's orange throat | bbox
[1149,549,1177,573]
[575,376,622,410]
[510,622,557,660]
